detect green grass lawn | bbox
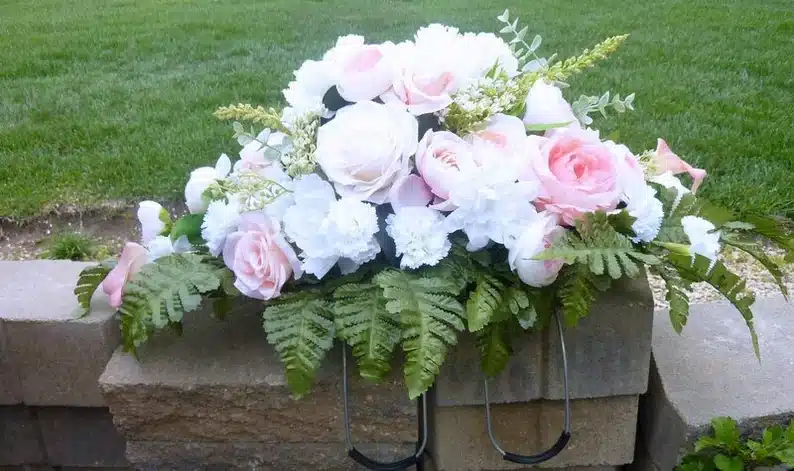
[1,0,793,219]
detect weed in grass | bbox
[41,231,107,261]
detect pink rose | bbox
[222,212,302,300]
[529,126,622,225]
[415,130,475,202]
[337,43,397,102]
[101,242,148,309]
[383,70,456,115]
[508,213,566,287]
[650,139,707,193]
[466,114,532,176]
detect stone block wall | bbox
[0,261,130,470]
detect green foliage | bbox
[214,103,288,134]
[666,253,759,358]
[723,234,788,298]
[118,253,222,353]
[536,211,659,279]
[43,231,103,261]
[375,268,465,399]
[170,213,205,245]
[74,259,116,315]
[676,417,794,470]
[555,264,598,327]
[651,265,692,333]
[466,273,506,332]
[262,292,335,398]
[572,91,635,125]
[333,282,401,382]
[476,320,514,377]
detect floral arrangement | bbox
[76,11,794,399]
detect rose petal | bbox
[389,174,433,210]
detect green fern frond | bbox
[333,283,401,382]
[74,260,116,316]
[651,265,692,333]
[119,253,222,353]
[476,320,514,377]
[723,235,788,299]
[742,215,794,263]
[375,269,465,399]
[466,273,505,332]
[666,253,759,358]
[556,264,598,327]
[263,295,335,398]
[536,211,659,279]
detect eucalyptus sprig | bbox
[572,91,636,125]
[496,9,544,69]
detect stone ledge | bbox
[0,406,45,466]
[640,296,794,470]
[428,395,638,471]
[99,303,417,445]
[434,276,654,406]
[0,261,120,407]
[125,441,415,471]
[0,319,22,405]
[37,407,129,468]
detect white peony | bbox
[681,215,721,262]
[443,142,540,251]
[335,41,398,102]
[283,174,381,278]
[315,101,418,203]
[201,199,242,256]
[522,80,577,128]
[137,201,168,244]
[184,154,231,214]
[508,213,566,287]
[146,235,192,262]
[386,206,451,269]
[459,32,518,82]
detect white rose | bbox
[523,80,577,128]
[315,101,418,203]
[681,215,721,262]
[508,214,566,287]
[137,201,168,244]
[184,154,231,214]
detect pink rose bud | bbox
[651,139,707,193]
[101,242,149,309]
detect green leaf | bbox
[516,25,528,40]
[529,34,542,52]
[171,213,205,245]
[376,269,465,399]
[711,417,742,449]
[476,321,513,377]
[74,260,116,315]
[525,121,573,132]
[712,454,743,471]
[212,296,234,320]
[262,295,335,398]
[652,265,692,333]
[536,211,658,279]
[497,9,509,22]
[556,264,597,327]
[742,215,794,263]
[466,273,504,332]
[333,283,401,382]
[118,253,222,354]
[666,254,759,358]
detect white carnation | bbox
[282,59,335,125]
[681,215,721,262]
[623,184,665,243]
[322,198,381,265]
[201,199,242,256]
[650,171,691,212]
[386,207,451,269]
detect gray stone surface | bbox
[99,303,416,445]
[0,406,45,466]
[434,276,654,406]
[428,395,638,470]
[37,407,128,467]
[0,261,120,407]
[642,296,794,471]
[0,319,22,405]
[125,441,414,470]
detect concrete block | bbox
[37,407,128,467]
[0,261,121,407]
[0,406,45,466]
[429,395,638,470]
[434,276,654,405]
[0,467,54,471]
[99,302,416,445]
[642,296,794,470]
[0,319,22,405]
[125,441,414,471]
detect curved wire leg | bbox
[484,310,572,465]
[342,349,427,470]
